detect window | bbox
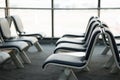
[9,0,51,8]
[54,0,97,8]
[101,0,120,8]
[0,0,5,17]
[9,0,52,37]
[9,0,120,38]
[54,10,97,37]
[0,0,5,7]
[54,0,98,37]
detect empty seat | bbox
[100,22,120,55]
[0,50,24,68]
[0,52,10,64]
[0,18,43,52]
[9,15,45,39]
[0,40,31,67]
[101,27,120,73]
[42,27,102,80]
[56,17,99,46]
[54,21,100,53]
[62,16,96,38]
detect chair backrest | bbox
[5,16,13,27]
[10,15,24,34]
[84,18,99,41]
[85,27,101,61]
[84,16,98,36]
[84,21,100,47]
[42,27,102,69]
[100,22,109,46]
[0,18,12,39]
[103,27,120,66]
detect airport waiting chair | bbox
[0,18,43,52]
[56,17,99,46]
[9,15,45,39]
[0,49,25,68]
[54,21,100,53]
[0,51,10,65]
[101,27,120,73]
[62,16,96,38]
[42,27,102,80]
[98,22,120,55]
[0,39,31,68]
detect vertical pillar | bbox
[51,0,54,38]
[5,0,10,17]
[98,0,101,17]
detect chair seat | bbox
[56,37,85,46]
[19,33,42,39]
[54,43,86,53]
[19,32,46,39]
[115,39,120,45]
[62,33,85,37]
[5,36,38,45]
[0,41,29,52]
[42,52,86,69]
[0,52,10,64]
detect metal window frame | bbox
[3,0,120,38]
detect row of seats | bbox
[54,16,100,53]
[42,16,120,80]
[0,15,45,68]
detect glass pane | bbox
[10,9,51,37]
[101,10,120,35]
[0,0,5,7]
[54,0,98,8]
[9,0,51,8]
[54,10,97,37]
[0,9,5,17]
[101,0,120,8]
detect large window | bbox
[1,0,120,38]
[8,0,99,37]
[54,10,97,37]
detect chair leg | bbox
[34,42,43,52]
[110,63,119,74]
[101,46,110,55]
[68,70,78,80]
[82,66,90,72]
[19,51,31,64]
[103,56,114,69]
[9,51,24,68]
[58,68,78,80]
